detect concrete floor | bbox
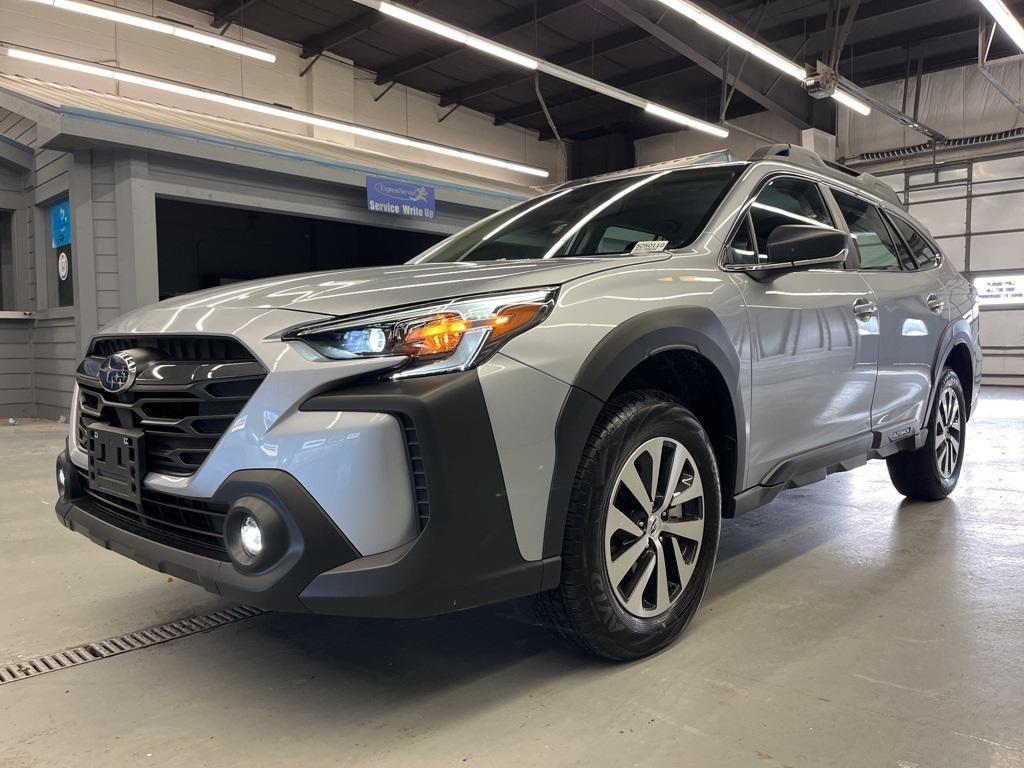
[1,390,1022,768]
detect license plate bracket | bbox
[86,423,146,504]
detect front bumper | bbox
[56,371,560,617]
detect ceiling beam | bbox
[595,0,813,129]
[840,39,980,86]
[439,0,940,112]
[538,102,646,139]
[209,0,264,29]
[438,27,648,107]
[373,0,584,85]
[523,14,971,136]
[829,17,979,69]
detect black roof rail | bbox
[748,143,904,209]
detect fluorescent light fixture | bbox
[977,0,1024,52]
[23,0,276,62]
[831,88,872,116]
[653,0,875,119]
[653,0,806,81]
[378,2,468,44]
[378,1,538,70]
[171,28,275,62]
[550,67,646,108]
[3,47,549,177]
[53,0,174,33]
[7,47,115,78]
[644,102,729,137]
[362,0,727,137]
[465,38,538,70]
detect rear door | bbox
[727,175,878,486]
[829,189,947,432]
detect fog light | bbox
[56,463,67,497]
[239,514,263,557]
[224,496,288,573]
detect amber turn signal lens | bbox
[397,313,468,356]
[396,303,546,358]
[488,303,545,339]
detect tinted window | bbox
[890,215,939,267]
[833,190,902,270]
[749,177,834,259]
[597,225,657,253]
[415,166,742,263]
[728,215,757,265]
[887,220,917,270]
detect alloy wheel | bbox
[934,385,962,479]
[604,437,706,619]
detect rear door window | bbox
[832,190,902,271]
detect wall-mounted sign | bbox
[366,176,435,219]
[48,198,74,307]
[50,199,72,248]
[974,273,1024,306]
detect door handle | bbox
[853,296,877,320]
[926,293,945,315]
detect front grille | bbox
[78,376,263,475]
[75,470,229,559]
[78,336,266,477]
[90,335,253,361]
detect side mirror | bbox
[764,224,849,271]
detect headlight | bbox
[285,288,557,379]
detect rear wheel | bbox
[886,367,965,500]
[536,391,721,660]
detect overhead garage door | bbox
[878,157,1024,386]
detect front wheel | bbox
[886,367,966,501]
[536,391,721,660]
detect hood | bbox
[151,257,669,317]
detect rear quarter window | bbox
[889,215,940,268]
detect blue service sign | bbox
[366,176,435,219]
[50,198,72,248]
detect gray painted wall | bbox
[0,121,504,419]
[1,109,79,420]
[0,320,33,417]
[30,316,76,420]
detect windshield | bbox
[413,165,743,263]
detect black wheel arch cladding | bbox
[541,306,745,560]
[928,319,977,421]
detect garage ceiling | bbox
[171,0,1024,141]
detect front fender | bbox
[538,306,746,559]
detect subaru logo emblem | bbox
[98,352,138,393]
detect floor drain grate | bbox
[0,605,265,685]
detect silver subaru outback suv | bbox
[56,145,981,660]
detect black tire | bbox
[886,367,966,501]
[535,390,721,661]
